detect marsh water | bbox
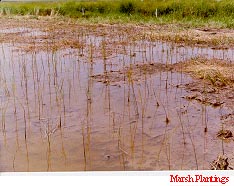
[0,26,233,171]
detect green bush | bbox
[119,1,135,14]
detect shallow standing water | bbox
[0,24,233,171]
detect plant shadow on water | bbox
[0,20,233,171]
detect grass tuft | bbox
[175,58,234,87]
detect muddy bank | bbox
[173,58,234,107]
[93,58,234,109]
[91,63,173,86]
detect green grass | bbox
[1,0,234,27]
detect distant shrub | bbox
[119,1,135,14]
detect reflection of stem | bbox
[130,121,137,158]
[185,114,199,170]
[1,99,9,132]
[221,124,225,155]
[202,104,209,169]
[13,149,18,171]
[25,139,29,171]
[157,123,168,161]
[176,111,186,169]
[153,89,169,124]
[14,112,20,149]
[132,86,139,118]
[23,105,27,140]
[68,79,72,107]
[118,127,126,170]
[104,83,111,113]
[221,139,225,155]
[138,86,148,164]
[62,90,66,127]
[12,111,20,171]
[141,117,144,164]
[166,142,171,170]
[12,81,17,114]
[105,84,113,139]
[59,125,67,165]
[46,120,52,171]
[85,60,93,168]
[22,62,31,127]
[2,128,7,149]
[129,78,139,118]
[202,105,208,133]
[31,52,38,114]
[82,125,87,171]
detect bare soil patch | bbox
[91,62,172,85]
[173,58,234,109]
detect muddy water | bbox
[0,28,233,171]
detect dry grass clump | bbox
[147,28,234,48]
[174,58,234,87]
[211,155,230,170]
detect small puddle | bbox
[0,27,233,171]
[0,27,46,36]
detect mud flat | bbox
[0,17,233,171]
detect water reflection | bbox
[0,32,233,171]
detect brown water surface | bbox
[0,22,233,171]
